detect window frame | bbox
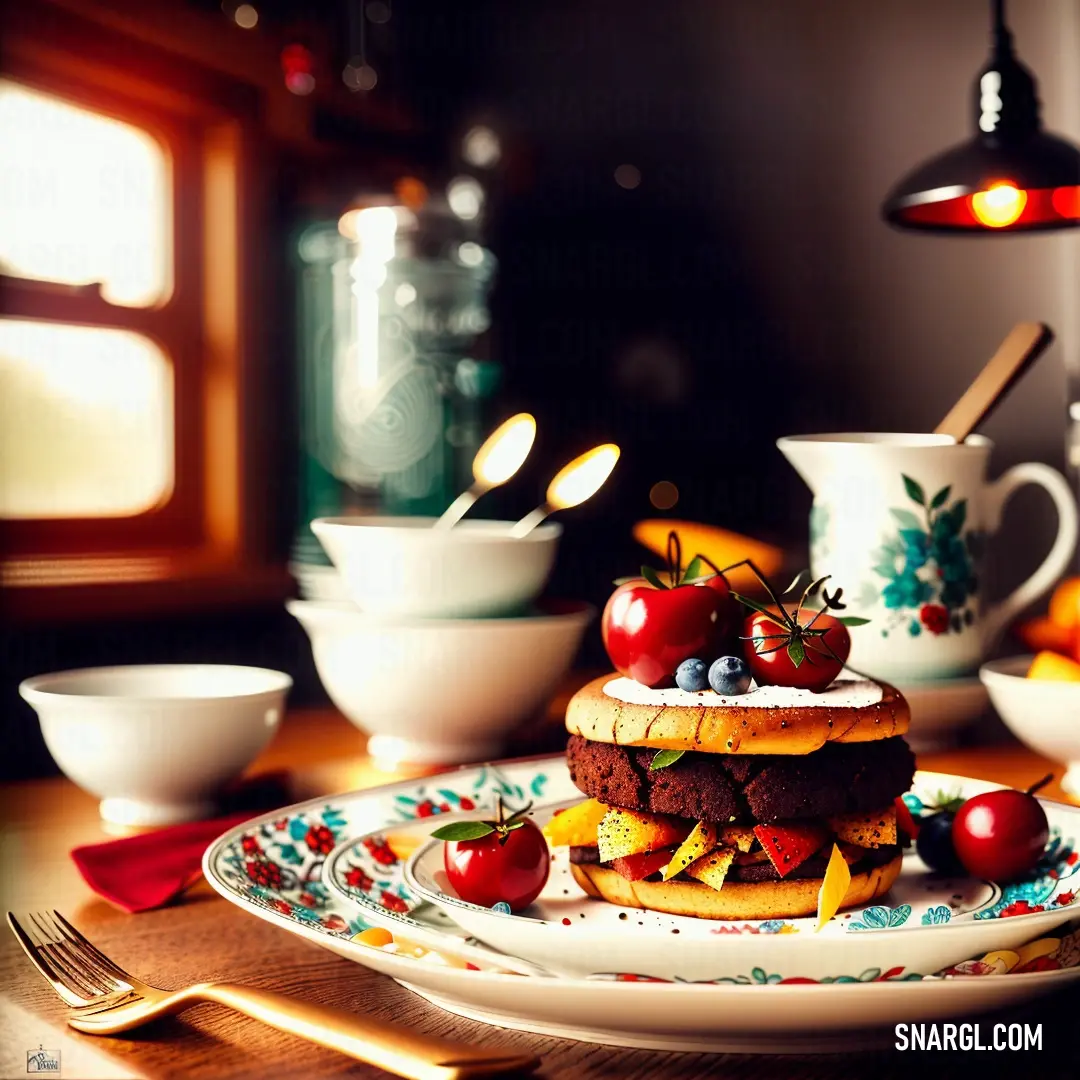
[1,3,288,620]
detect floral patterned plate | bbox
[203,756,1080,1051]
[323,763,1079,982]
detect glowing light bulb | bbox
[970,182,1027,228]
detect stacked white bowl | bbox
[289,516,592,767]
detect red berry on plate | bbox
[951,778,1051,882]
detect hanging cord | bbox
[992,0,1013,56]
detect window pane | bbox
[0,80,170,308]
[0,320,173,518]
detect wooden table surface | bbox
[2,682,1079,1080]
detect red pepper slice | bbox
[752,822,830,878]
[609,848,676,881]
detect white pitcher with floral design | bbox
[777,433,1079,683]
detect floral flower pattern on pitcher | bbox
[864,474,987,640]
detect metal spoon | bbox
[434,413,537,530]
[510,443,620,538]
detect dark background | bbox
[4,0,1076,778]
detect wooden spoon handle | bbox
[935,322,1054,443]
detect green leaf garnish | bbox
[641,565,668,590]
[837,616,870,626]
[902,474,926,505]
[650,749,686,771]
[930,485,952,510]
[787,638,806,667]
[431,821,496,842]
[682,555,706,583]
[924,789,966,815]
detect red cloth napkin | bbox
[71,772,291,913]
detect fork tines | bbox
[7,911,133,1008]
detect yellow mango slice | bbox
[719,825,756,852]
[542,799,609,847]
[1014,937,1061,967]
[662,822,718,881]
[815,844,851,932]
[632,520,784,592]
[597,807,691,863]
[685,847,736,892]
[827,806,897,848]
[1028,650,1080,682]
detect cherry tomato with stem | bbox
[951,774,1052,882]
[432,799,549,912]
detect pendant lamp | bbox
[882,0,1080,233]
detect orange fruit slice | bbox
[633,520,784,592]
[1048,577,1080,629]
[1027,650,1080,682]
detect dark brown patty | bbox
[569,843,902,883]
[566,733,915,824]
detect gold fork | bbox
[8,911,539,1080]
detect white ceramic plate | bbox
[203,756,1080,1051]
[323,759,1080,982]
[897,676,990,752]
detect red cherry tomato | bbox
[443,818,550,911]
[743,608,851,693]
[602,577,737,687]
[951,790,1048,882]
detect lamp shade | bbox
[883,133,1080,233]
[883,0,1080,233]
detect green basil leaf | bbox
[837,616,871,626]
[649,749,686,771]
[430,821,496,842]
[641,565,668,590]
[902,474,926,506]
[787,638,806,668]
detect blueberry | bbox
[675,658,709,692]
[708,656,752,695]
[916,812,963,875]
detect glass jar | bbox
[291,199,499,578]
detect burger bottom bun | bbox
[569,853,902,921]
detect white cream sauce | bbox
[601,675,883,710]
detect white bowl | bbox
[20,664,291,826]
[310,516,561,618]
[288,560,352,604]
[980,655,1080,797]
[895,675,990,752]
[287,599,592,766]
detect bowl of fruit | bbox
[980,654,1080,798]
